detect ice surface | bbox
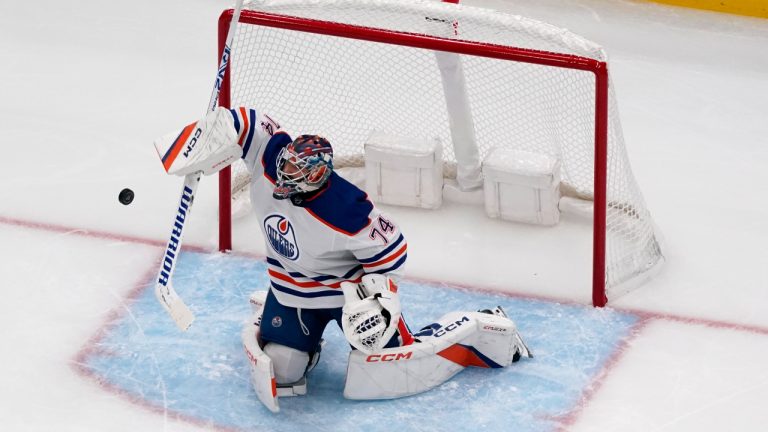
[78,251,640,432]
[1,0,767,431]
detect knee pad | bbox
[264,343,310,384]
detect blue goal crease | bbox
[80,251,639,432]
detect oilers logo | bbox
[264,214,300,260]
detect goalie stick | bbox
[154,0,245,331]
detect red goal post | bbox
[215,0,662,307]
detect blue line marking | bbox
[80,251,639,432]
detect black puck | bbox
[118,188,135,205]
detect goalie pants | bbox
[260,288,410,354]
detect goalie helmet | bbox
[273,135,334,200]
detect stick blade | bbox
[155,282,195,331]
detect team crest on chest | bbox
[264,214,300,260]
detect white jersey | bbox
[229,107,407,309]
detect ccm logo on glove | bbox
[182,127,203,158]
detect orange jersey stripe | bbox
[268,268,351,289]
[363,243,407,268]
[162,122,197,171]
[269,269,334,288]
[238,107,249,146]
[268,268,363,290]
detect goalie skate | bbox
[274,339,324,397]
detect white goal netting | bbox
[223,0,663,301]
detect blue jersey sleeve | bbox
[300,173,373,235]
[299,174,407,277]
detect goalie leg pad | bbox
[250,289,341,400]
[344,310,530,400]
[264,343,310,385]
[478,306,533,360]
[242,317,280,413]
[265,340,326,397]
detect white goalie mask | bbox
[341,275,402,355]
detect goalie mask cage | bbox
[216,0,663,306]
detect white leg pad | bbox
[245,290,312,402]
[264,343,311,385]
[344,311,528,400]
[249,290,268,316]
[242,315,279,413]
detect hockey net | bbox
[217,0,663,306]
